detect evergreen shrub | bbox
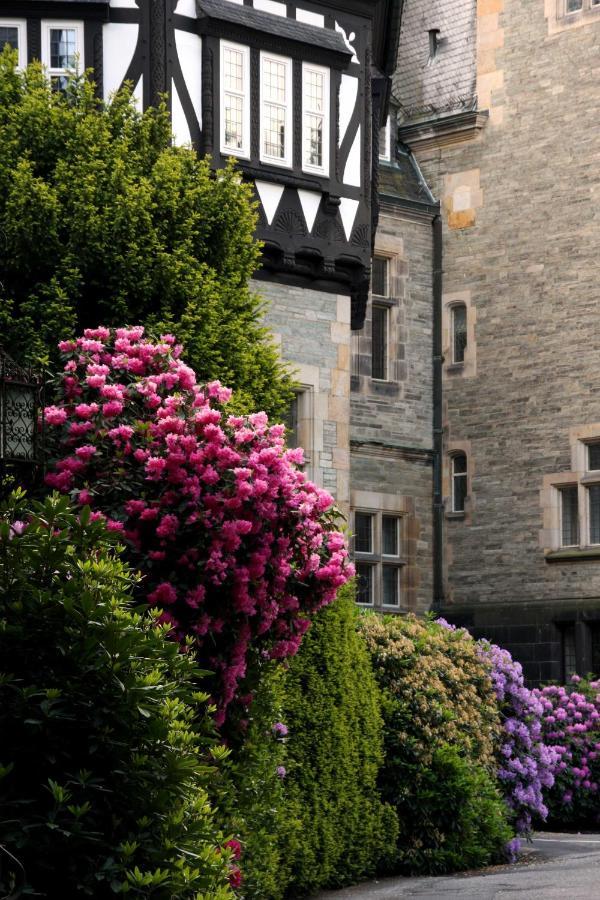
[0,491,233,899]
[359,613,511,874]
[0,48,293,417]
[280,584,397,896]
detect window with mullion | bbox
[302,62,329,175]
[260,52,292,167]
[353,510,403,609]
[41,21,82,92]
[559,485,579,547]
[221,41,250,158]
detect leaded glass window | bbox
[261,53,292,165]
[452,454,468,513]
[588,443,600,471]
[302,64,329,174]
[589,484,600,544]
[371,305,388,380]
[221,42,249,155]
[452,304,467,364]
[354,512,373,554]
[0,26,19,51]
[563,625,577,679]
[560,486,579,547]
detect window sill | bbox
[545,547,600,562]
[446,510,465,520]
[445,362,465,374]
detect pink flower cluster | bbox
[44,328,353,725]
[535,676,600,825]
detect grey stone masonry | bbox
[394,0,600,678]
[350,202,435,614]
[255,279,351,514]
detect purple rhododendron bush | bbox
[535,676,600,827]
[477,641,558,851]
[43,327,353,727]
[437,621,558,851]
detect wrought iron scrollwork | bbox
[0,348,44,494]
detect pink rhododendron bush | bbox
[43,327,353,726]
[535,676,600,827]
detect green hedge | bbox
[280,585,397,895]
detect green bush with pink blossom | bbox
[43,327,353,729]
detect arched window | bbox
[451,453,468,513]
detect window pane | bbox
[224,47,244,92]
[224,93,244,149]
[452,455,467,513]
[354,513,373,553]
[263,103,286,158]
[304,113,323,168]
[263,58,286,103]
[285,396,298,448]
[588,443,600,470]
[371,305,388,380]
[589,485,600,544]
[305,69,324,111]
[382,566,399,607]
[382,516,399,556]
[356,563,373,605]
[567,0,583,10]
[563,624,577,679]
[0,27,19,51]
[372,257,388,297]
[560,486,579,546]
[452,305,467,363]
[50,28,76,69]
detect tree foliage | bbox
[0,491,234,899]
[0,49,293,417]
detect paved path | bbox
[311,833,600,899]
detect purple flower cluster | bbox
[478,642,558,837]
[534,677,600,824]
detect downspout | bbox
[432,214,444,612]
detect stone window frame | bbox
[545,0,600,34]
[351,236,402,387]
[443,291,476,378]
[444,441,472,522]
[541,423,600,559]
[352,504,407,612]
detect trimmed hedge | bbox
[281,585,397,895]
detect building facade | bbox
[395,0,600,682]
[0,0,402,519]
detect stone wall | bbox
[255,279,351,513]
[396,0,600,678]
[350,203,435,614]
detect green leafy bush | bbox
[397,744,513,874]
[359,613,511,874]
[214,664,296,900]
[0,491,233,899]
[280,584,397,896]
[0,49,294,418]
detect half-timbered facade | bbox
[1,0,401,330]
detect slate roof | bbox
[379,144,437,208]
[197,0,351,61]
[393,0,477,124]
